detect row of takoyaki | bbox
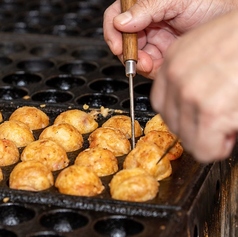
[0,106,183,202]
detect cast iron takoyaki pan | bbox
[0,34,223,237]
[0,0,114,39]
[0,33,153,113]
[0,102,222,237]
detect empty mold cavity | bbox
[3,72,42,86]
[0,56,12,66]
[51,25,81,37]
[31,90,73,103]
[0,42,25,55]
[121,97,152,112]
[214,180,221,205]
[67,2,101,17]
[0,1,24,11]
[89,78,128,93]
[0,203,35,226]
[16,10,53,27]
[30,44,67,57]
[101,65,127,78]
[17,59,54,72]
[27,231,64,237]
[75,93,118,108]
[2,22,40,34]
[39,209,89,233]
[193,225,199,237]
[27,1,65,14]
[56,13,91,27]
[0,86,28,100]
[72,47,109,60]
[134,81,152,96]
[94,216,144,236]
[59,61,98,75]
[0,229,17,237]
[0,11,13,23]
[45,74,85,90]
[82,27,104,40]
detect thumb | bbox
[113,0,168,32]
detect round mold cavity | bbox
[121,97,152,112]
[45,74,85,90]
[72,47,109,60]
[75,93,118,108]
[0,1,24,11]
[81,27,104,40]
[49,24,79,37]
[17,59,54,72]
[56,13,91,27]
[94,216,144,236]
[31,90,73,103]
[0,86,28,100]
[39,209,89,233]
[2,22,41,34]
[27,1,65,14]
[67,2,101,17]
[27,231,64,237]
[30,44,67,57]
[101,64,127,78]
[134,81,152,96]
[0,11,13,23]
[59,61,98,75]
[0,42,25,55]
[0,229,17,237]
[0,56,12,66]
[0,203,35,226]
[17,10,54,27]
[3,72,42,86]
[51,24,81,37]
[89,78,128,93]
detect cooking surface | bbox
[0,103,217,237]
[0,1,230,236]
[0,103,209,216]
[0,0,114,38]
[0,33,152,112]
[0,33,221,237]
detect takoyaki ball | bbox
[54,109,98,134]
[138,130,183,160]
[144,114,170,135]
[0,111,3,123]
[0,139,19,166]
[88,127,131,156]
[102,115,142,139]
[55,165,104,196]
[74,147,118,177]
[9,106,49,130]
[0,168,3,181]
[109,168,159,202]
[39,123,83,152]
[0,120,34,148]
[123,141,172,181]
[21,139,69,171]
[9,161,54,191]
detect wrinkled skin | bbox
[103,0,238,162]
[151,12,238,162]
[103,0,236,79]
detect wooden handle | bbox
[121,0,138,63]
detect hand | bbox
[150,11,238,162]
[103,0,236,79]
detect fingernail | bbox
[116,12,133,25]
